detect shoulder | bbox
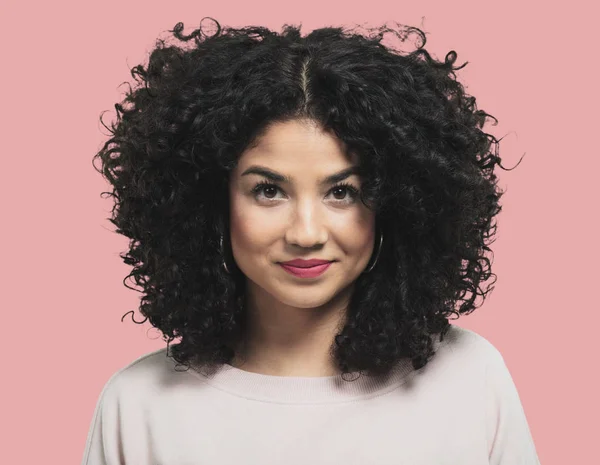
[95,346,186,406]
[439,324,502,355]
[433,324,507,375]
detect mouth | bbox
[279,263,332,268]
[278,260,335,268]
[278,262,333,278]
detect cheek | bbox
[333,211,376,254]
[231,218,265,251]
[229,197,273,254]
[230,201,251,245]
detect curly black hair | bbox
[93,17,521,381]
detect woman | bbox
[82,17,540,464]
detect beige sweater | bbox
[81,324,541,464]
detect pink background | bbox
[2,1,597,463]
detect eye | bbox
[251,181,281,200]
[329,182,360,202]
[251,180,360,204]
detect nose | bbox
[284,199,328,248]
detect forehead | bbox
[236,120,358,171]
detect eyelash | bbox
[251,180,360,204]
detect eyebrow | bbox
[241,165,362,185]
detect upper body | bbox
[87,18,540,465]
[81,324,540,465]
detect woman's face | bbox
[228,119,376,310]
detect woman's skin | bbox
[227,118,376,377]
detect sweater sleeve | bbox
[485,348,541,464]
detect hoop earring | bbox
[363,231,383,274]
[220,233,231,274]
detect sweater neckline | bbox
[186,329,451,404]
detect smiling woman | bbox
[226,120,377,373]
[82,16,539,465]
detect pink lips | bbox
[279,262,332,278]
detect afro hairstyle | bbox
[93,17,520,380]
